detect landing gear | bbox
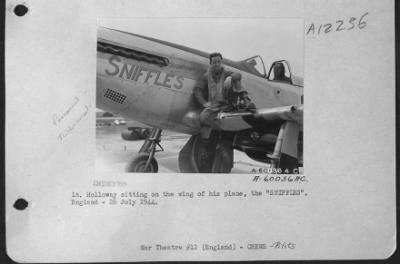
[267,121,300,173]
[125,128,163,173]
[126,153,158,172]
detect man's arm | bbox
[193,74,209,107]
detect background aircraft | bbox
[96,110,151,140]
[96,27,303,173]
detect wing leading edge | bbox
[217,105,303,126]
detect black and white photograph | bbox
[96,18,304,174]
[5,0,396,262]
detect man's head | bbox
[209,52,223,74]
[273,62,285,79]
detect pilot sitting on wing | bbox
[194,52,255,141]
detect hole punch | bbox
[14,4,28,17]
[14,198,28,210]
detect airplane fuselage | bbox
[96,28,303,135]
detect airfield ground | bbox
[96,123,272,174]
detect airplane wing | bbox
[216,105,303,126]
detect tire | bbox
[125,153,158,173]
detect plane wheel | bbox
[126,153,158,173]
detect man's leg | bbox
[197,108,218,172]
[199,108,220,139]
[211,132,234,173]
[199,108,212,143]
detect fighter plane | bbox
[96,27,303,173]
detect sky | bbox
[98,18,304,76]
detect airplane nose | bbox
[96,76,129,114]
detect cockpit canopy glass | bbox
[242,56,267,77]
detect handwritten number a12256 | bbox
[306,12,368,36]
